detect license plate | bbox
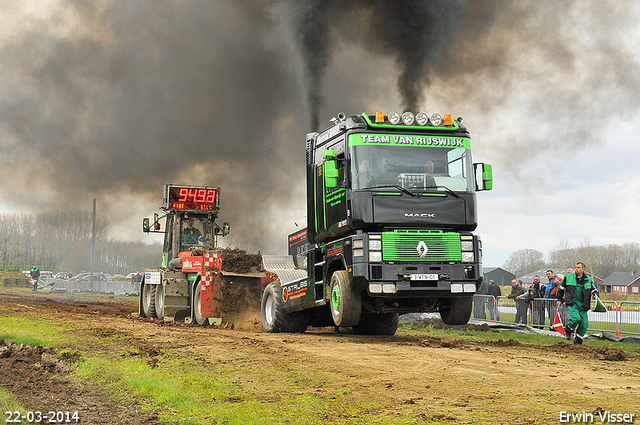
[410,273,438,281]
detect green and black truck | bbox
[261,110,493,335]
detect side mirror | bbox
[222,222,230,236]
[323,160,339,189]
[142,218,150,233]
[474,163,493,191]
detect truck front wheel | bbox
[141,283,157,318]
[439,295,473,325]
[261,283,308,333]
[329,270,361,327]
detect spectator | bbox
[505,279,525,324]
[544,270,554,298]
[487,280,502,321]
[474,277,489,320]
[522,286,537,323]
[530,275,545,327]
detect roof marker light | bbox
[401,111,415,125]
[375,111,385,123]
[388,111,401,124]
[444,114,453,126]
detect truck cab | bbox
[262,111,493,334]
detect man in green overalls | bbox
[557,262,598,344]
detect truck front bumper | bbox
[354,262,480,298]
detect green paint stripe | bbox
[348,133,471,150]
[313,169,318,232]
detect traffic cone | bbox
[616,328,621,338]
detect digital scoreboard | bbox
[163,184,219,211]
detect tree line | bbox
[502,238,640,280]
[0,211,162,275]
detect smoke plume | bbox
[1,1,639,254]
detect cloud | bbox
[1,0,639,260]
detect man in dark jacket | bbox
[487,280,502,321]
[530,275,545,327]
[557,262,598,344]
[506,279,525,324]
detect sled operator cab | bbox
[139,184,236,325]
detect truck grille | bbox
[381,230,461,262]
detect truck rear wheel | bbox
[329,270,361,327]
[141,283,157,318]
[261,283,308,333]
[439,295,473,325]
[155,283,165,319]
[193,281,208,326]
[352,313,399,335]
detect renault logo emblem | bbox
[417,241,428,258]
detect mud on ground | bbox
[0,288,639,424]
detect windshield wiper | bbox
[435,185,461,199]
[371,185,417,197]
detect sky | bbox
[1,1,639,267]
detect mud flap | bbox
[199,270,222,321]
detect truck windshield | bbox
[350,143,472,193]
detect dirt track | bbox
[1,288,639,424]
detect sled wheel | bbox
[193,281,208,326]
[352,313,399,335]
[439,295,473,325]
[329,270,361,327]
[261,283,308,333]
[141,283,157,318]
[154,283,165,319]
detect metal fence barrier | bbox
[619,301,640,336]
[472,296,640,336]
[43,278,140,296]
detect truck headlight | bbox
[369,240,382,250]
[461,252,474,262]
[461,241,473,251]
[369,251,382,262]
[369,283,383,294]
[382,283,397,294]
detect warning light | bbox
[444,114,453,126]
[375,111,384,123]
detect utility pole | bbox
[90,198,96,289]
